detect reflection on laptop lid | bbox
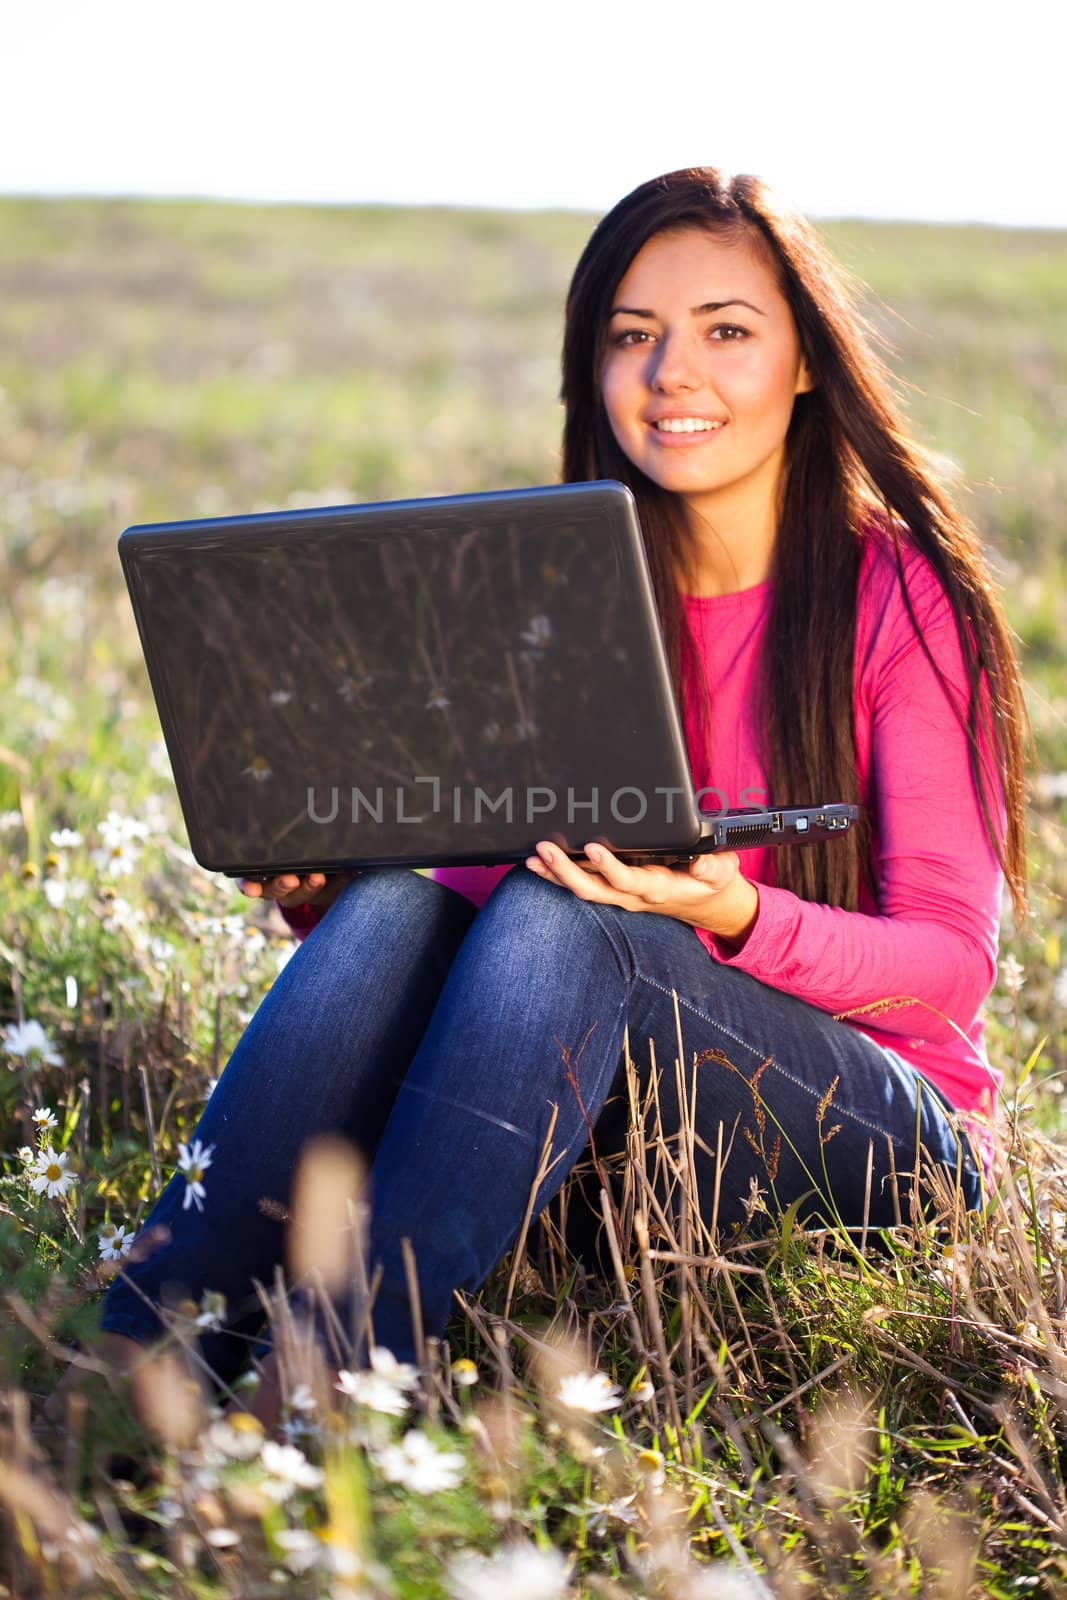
[118,480,857,875]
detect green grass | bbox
[2,196,1067,1596]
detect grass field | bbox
[2,196,1067,1597]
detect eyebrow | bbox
[608,298,766,318]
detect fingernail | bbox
[537,844,555,864]
[585,844,602,862]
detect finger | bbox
[269,875,301,900]
[238,877,262,899]
[689,850,741,890]
[582,842,642,892]
[532,842,609,901]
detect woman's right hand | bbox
[238,872,357,910]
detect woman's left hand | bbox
[525,840,760,944]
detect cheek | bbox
[599,362,637,437]
[725,349,804,420]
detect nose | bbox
[649,331,704,393]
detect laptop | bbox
[117,480,858,878]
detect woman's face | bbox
[599,225,813,527]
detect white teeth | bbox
[654,418,723,433]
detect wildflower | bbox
[0,809,23,833]
[205,1527,240,1549]
[269,689,293,706]
[177,1138,214,1211]
[98,1222,134,1261]
[43,879,68,909]
[448,1541,572,1600]
[288,1383,316,1412]
[30,1147,76,1199]
[206,1412,264,1461]
[273,1527,321,1574]
[336,1368,410,1417]
[242,756,273,782]
[50,829,83,849]
[17,1146,34,1164]
[99,896,145,935]
[426,688,450,711]
[999,953,1026,995]
[452,1358,479,1388]
[3,1019,64,1070]
[632,1379,655,1404]
[555,1370,623,1414]
[519,614,552,649]
[99,810,151,850]
[32,1107,58,1136]
[368,1346,418,1388]
[376,1430,464,1494]
[259,1440,324,1502]
[195,1290,227,1330]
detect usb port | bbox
[772,811,783,830]
[815,813,825,825]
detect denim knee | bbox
[476,865,634,985]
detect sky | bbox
[2,0,1064,228]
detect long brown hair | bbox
[560,167,1032,926]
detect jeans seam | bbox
[633,969,925,1153]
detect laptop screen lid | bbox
[119,480,707,875]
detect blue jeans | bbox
[101,868,982,1378]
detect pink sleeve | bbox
[277,901,325,942]
[430,864,514,907]
[696,572,1004,1049]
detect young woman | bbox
[93,167,1031,1392]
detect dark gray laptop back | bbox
[119,481,706,874]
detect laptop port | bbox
[772,811,783,831]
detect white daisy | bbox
[519,614,552,649]
[98,1222,134,1261]
[555,1370,624,1414]
[448,1541,572,1600]
[288,1383,316,1413]
[177,1138,214,1211]
[30,1147,76,1199]
[3,1019,64,1070]
[43,879,68,910]
[259,1440,324,1502]
[272,1527,321,1574]
[335,1368,410,1417]
[49,829,83,850]
[195,1290,227,1330]
[205,1413,265,1461]
[368,1346,419,1389]
[32,1107,58,1136]
[426,687,450,711]
[376,1430,464,1494]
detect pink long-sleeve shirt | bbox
[280,521,1005,1126]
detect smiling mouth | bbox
[652,418,726,433]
